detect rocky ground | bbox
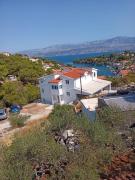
[100,150,135,180]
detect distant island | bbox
[73,51,135,67]
[73,51,135,87]
[19,36,135,57]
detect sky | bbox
[0,0,135,52]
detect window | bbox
[42,88,44,93]
[59,85,62,89]
[52,85,58,89]
[66,92,70,96]
[65,80,69,84]
[40,79,44,83]
[55,85,58,89]
[93,72,96,77]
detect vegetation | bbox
[9,114,29,128]
[73,51,135,66]
[0,81,40,106]
[0,52,134,179]
[107,72,135,87]
[73,51,135,81]
[0,54,44,106]
[45,62,61,75]
[0,53,63,105]
[0,54,45,83]
[0,105,131,180]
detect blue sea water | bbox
[47,52,115,76]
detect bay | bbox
[47,52,115,76]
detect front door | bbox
[52,95,60,104]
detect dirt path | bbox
[0,103,53,144]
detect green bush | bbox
[9,114,28,128]
[0,125,67,179]
[0,81,40,106]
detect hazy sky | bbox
[0,0,135,52]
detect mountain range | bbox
[19,36,135,57]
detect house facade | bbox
[39,68,111,105]
[2,52,11,56]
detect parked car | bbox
[10,104,22,113]
[0,108,7,120]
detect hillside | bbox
[19,36,135,57]
[0,54,45,106]
[0,105,134,179]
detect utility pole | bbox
[80,75,82,99]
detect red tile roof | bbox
[62,68,91,79]
[48,78,61,84]
[119,70,130,76]
[98,76,107,80]
[48,68,92,83]
[52,69,62,73]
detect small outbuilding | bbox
[81,98,98,120]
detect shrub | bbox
[0,81,40,106]
[0,105,127,179]
[9,114,28,128]
[0,125,67,179]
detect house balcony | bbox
[51,88,63,95]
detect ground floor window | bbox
[66,92,70,96]
[42,88,44,93]
[52,95,60,104]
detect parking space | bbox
[20,103,53,121]
[0,103,53,139]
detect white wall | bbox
[92,69,97,80]
[61,76,77,104]
[39,74,77,105]
[50,83,63,104]
[39,75,54,104]
[82,104,96,120]
[74,70,97,89]
[39,68,98,105]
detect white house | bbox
[39,68,111,105]
[2,52,11,56]
[29,58,39,62]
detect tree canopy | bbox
[0,54,45,84]
[0,54,44,106]
[0,81,39,106]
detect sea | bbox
[47,52,116,76]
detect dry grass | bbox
[0,117,48,145]
[21,103,48,114]
[0,130,15,146]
